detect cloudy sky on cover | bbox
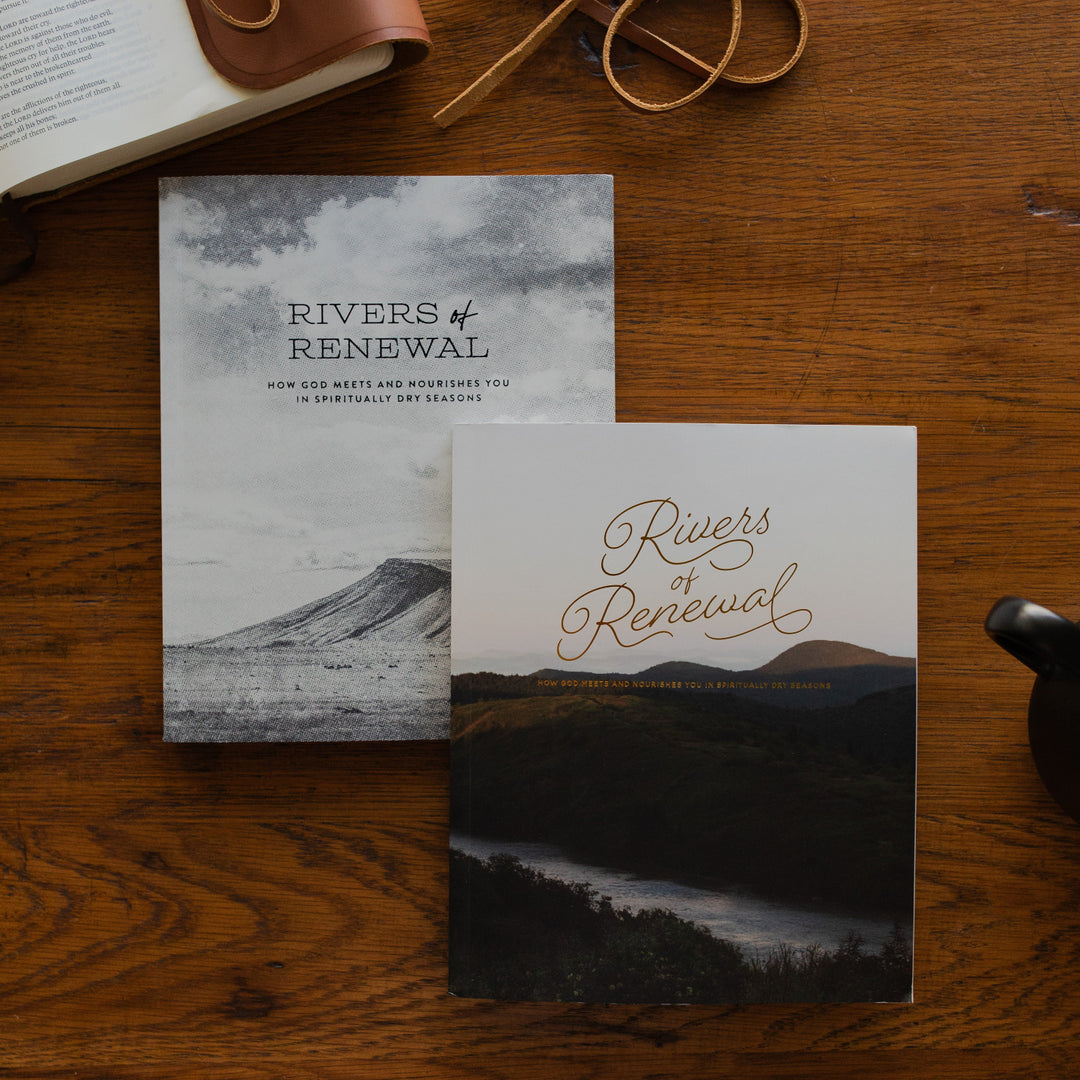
[160,175,614,642]
[451,423,917,675]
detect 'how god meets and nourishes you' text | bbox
[557,497,813,662]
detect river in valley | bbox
[451,832,907,956]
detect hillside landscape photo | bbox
[164,557,449,741]
[450,639,916,1003]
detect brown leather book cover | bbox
[185,0,431,89]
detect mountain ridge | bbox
[194,556,450,649]
[528,639,915,708]
[532,639,913,681]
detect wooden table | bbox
[4,0,1080,1075]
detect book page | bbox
[0,0,393,198]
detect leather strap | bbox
[435,0,809,126]
[576,0,716,80]
[716,0,807,85]
[579,0,808,86]
[435,0,579,128]
[603,0,742,113]
[202,0,280,31]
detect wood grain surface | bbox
[4,0,1080,1075]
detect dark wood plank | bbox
[5,0,1080,1073]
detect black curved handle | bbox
[985,596,1080,681]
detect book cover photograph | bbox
[449,422,917,1003]
[160,174,614,742]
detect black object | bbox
[986,596,1080,823]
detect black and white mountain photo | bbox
[165,558,450,741]
[159,175,614,741]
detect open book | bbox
[0,0,429,205]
